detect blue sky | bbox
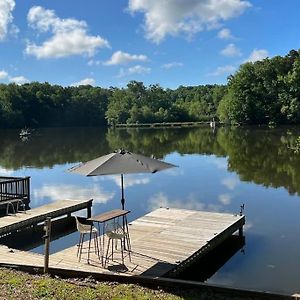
[0,0,299,89]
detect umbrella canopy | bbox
[68,149,177,209]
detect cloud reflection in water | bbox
[33,183,115,205]
[0,167,14,176]
[148,191,226,212]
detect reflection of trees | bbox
[106,127,225,158]
[217,126,300,195]
[1,126,300,195]
[107,126,300,195]
[0,128,110,169]
[0,126,224,168]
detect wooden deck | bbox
[0,207,245,279]
[0,199,93,236]
[115,121,212,128]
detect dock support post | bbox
[87,199,92,218]
[239,204,245,237]
[43,217,51,274]
[239,226,243,237]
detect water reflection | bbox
[177,235,245,282]
[0,127,109,169]
[1,126,300,293]
[1,216,76,251]
[1,126,300,196]
[148,192,207,212]
[33,183,115,204]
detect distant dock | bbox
[0,207,245,279]
[115,121,216,128]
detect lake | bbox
[1,125,300,294]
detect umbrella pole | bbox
[121,174,125,210]
[121,174,127,250]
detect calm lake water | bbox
[1,126,300,294]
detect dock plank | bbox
[0,207,245,279]
[0,199,93,235]
[54,208,245,277]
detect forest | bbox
[0,49,300,128]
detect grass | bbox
[0,267,290,300]
[0,268,190,300]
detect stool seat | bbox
[75,216,100,262]
[104,223,131,266]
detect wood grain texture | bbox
[0,207,245,279]
[0,199,93,235]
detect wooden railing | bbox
[0,176,30,204]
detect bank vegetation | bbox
[1,49,300,128]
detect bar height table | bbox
[87,209,131,265]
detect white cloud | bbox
[27,6,84,32]
[9,23,19,37]
[87,59,101,66]
[162,62,183,69]
[0,70,8,79]
[107,174,150,189]
[117,65,151,78]
[211,158,228,169]
[128,0,251,43]
[245,48,269,63]
[217,28,234,39]
[33,183,114,205]
[104,51,148,66]
[210,65,236,76]
[221,177,239,190]
[26,6,110,59]
[0,69,29,84]
[9,76,29,84]
[0,166,14,176]
[0,0,16,41]
[128,65,151,75]
[220,43,242,57]
[218,193,232,205]
[71,77,95,86]
[244,222,253,231]
[148,192,206,211]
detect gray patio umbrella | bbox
[68,149,177,209]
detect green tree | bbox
[218,49,300,125]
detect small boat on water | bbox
[19,128,32,137]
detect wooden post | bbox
[43,217,51,273]
[87,205,91,218]
[239,204,245,237]
[26,176,31,204]
[239,226,243,237]
[87,199,92,218]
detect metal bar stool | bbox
[104,222,131,266]
[75,216,100,262]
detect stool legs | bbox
[77,232,100,262]
[105,237,125,266]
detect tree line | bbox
[0,49,300,128]
[0,83,110,128]
[0,81,225,128]
[218,49,300,125]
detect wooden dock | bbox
[115,121,211,128]
[0,207,245,279]
[0,199,93,236]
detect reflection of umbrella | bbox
[68,149,177,209]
